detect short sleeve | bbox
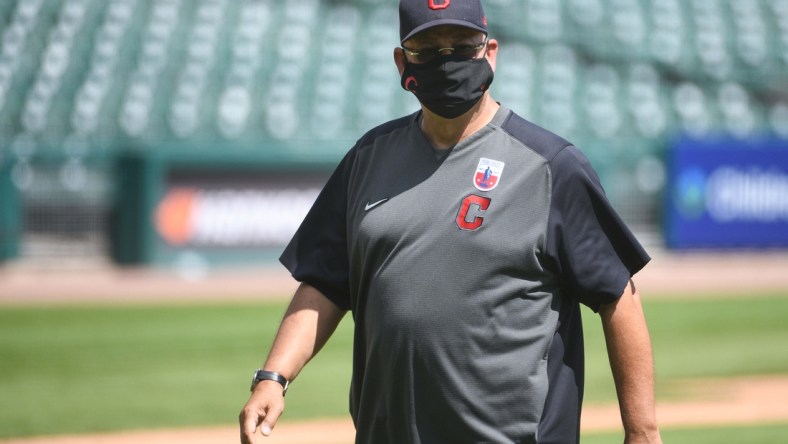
[545,146,650,311]
[279,150,356,310]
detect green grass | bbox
[0,302,353,438]
[581,292,788,402]
[582,422,788,444]
[0,293,786,439]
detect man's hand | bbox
[238,283,346,443]
[239,381,286,443]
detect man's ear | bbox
[485,38,499,72]
[394,47,407,76]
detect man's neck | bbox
[420,96,500,150]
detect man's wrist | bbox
[250,369,290,395]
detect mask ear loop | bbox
[403,74,418,91]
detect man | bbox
[240,0,663,443]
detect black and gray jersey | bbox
[281,106,650,444]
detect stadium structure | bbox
[0,0,787,266]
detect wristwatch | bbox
[250,369,289,395]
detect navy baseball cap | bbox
[399,0,488,44]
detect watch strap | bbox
[251,369,289,395]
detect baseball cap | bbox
[399,0,488,44]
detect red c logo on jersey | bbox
[456,194,491,231]
[429,0,450,10]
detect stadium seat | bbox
[581,63,623,139]
[217,1,271,139]
[689,0,732,80]
[526,0,563,42]
[492,43,536,119]
[72,0,137,136]
[609,0,646,51]
[355,6,400,132]
[730,1,768,67]
[309,4,362,140]
[119,0,182,139]
[770,102,788,139]
[566,0,604,27]
[648,0,685,66]
[625,63,669,139]
[717,82,758,139]
[672,81,716,137]
[169,0,228,139]
[771,0,788,66]
[537,44,578,137]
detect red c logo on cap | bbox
[429,0,450,10]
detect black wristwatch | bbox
[250,369,289,395]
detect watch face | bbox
[251,370,266,390]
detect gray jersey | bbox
[281,106,650,444]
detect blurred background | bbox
[0,0,786,272]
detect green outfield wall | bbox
[0,158,20,261]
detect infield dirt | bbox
[2,250,788,304]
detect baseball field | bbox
[1,252,787,443]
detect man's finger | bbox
[260,404,284,436]
[239,409,260,444]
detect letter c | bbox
[456,194,491,231]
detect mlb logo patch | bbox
[473,158,505,191]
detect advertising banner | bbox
[152,169,330,264]
[111,152,333,267]
[665,137,788,249]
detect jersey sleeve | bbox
[279,150,355,310]
[544,145,651,312]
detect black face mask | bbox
[401,54,495,119]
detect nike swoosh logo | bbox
[364,198,389,211]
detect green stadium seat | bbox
[525,0,563,42]
[566,0,605,28]
[217,1,271,139]
[671,81,717,138]
[771,0,788,66]
[169,0,229,139]
[689,0,733,80]
[648,0,686,66]
[72,0,137,136]
[309,4,362,140]
[625,63,670,139]
[609,0,647,52]
[717,82,759,139]
[770,102,788,139]
[119,0,182,139]
[536,44,579,138]
[581,63,623,140]
[491,42,536,119]
[355,6,400,132]
[730,1,769,67]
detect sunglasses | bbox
[401,39,487,64]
